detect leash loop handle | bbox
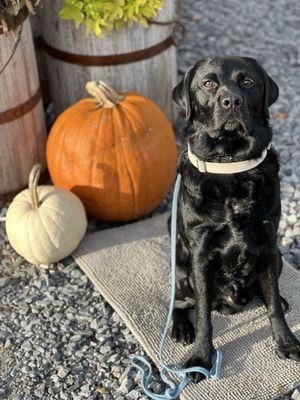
[130,174,223,399]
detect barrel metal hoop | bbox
[43,34,175,67]
[0,87,41,125]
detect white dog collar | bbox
[187,142,271,174]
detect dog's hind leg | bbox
[255,248,289,312]
[255,281,289,312]
[275,246,289,311]
[171,309,195,345]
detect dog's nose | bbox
[220,94,243,110]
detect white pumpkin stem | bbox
[29,164,41,209]
[85,81,124,108]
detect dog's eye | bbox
[241,78,254,88]
[203,80,217,89]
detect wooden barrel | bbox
[41,1,178,123]
[0,18,47,204]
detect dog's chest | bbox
[196,177,257,222]
[180,172,277,255]
[225,196,253,221]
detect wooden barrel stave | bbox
[0,19,47,201]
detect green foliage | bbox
[59,0,164,38]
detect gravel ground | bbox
[1,1,300,399]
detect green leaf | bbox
[59,2,84,28]
[59,0,164,39]
[85,16,94,36]
[93,22,104,38]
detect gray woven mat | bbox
[73,213,300,400]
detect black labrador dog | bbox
[171,56,300,382]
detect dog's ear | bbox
[242,57,279,120]
[172,64,197,123]
[261,69,279,119]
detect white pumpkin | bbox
[6,164,87,264]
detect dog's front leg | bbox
[186,251,214,382]
[259,257,300,361]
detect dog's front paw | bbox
[185,356,212,384]
[171,318,195,345]
[276,335,300,361]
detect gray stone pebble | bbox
[118,375,133,394]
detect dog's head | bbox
[173,57,279,160]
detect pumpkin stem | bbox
[85,81,124,108]
[29,164,41,209]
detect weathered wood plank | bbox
[0,19,47,198]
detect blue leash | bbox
[130,173,223,399]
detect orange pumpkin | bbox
[46,81,178,221]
